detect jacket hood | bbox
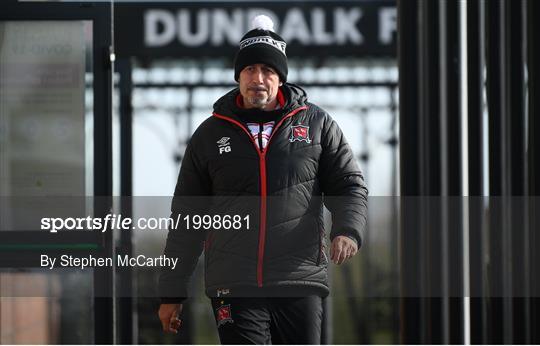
[212,83,308,119]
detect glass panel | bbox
[0,21,93,235]
[0,20,95,343]
[0,270,93,344]
[0,21,92,197]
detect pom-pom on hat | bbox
[234,15,288,82]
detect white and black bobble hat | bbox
[234,15,288,82]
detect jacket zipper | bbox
[213,105,308,287]
[258,123,264,149]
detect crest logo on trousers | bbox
[216,304,234,327]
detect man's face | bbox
[238,63,281,110]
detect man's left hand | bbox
[330,235,358,265]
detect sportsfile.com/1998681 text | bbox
[40,213,251,233]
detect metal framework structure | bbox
[398,0,539,344]
[0,0,114,343]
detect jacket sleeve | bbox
[319,115,368,247]
[158,139,211,304]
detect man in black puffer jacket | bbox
[158,15,368,345]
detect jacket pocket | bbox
[316,229,327,266]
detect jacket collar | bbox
[212,83,308,122]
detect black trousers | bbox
[210,296,323,344]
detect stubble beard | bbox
[247,95,269,109]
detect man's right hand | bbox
[158,303,183,334]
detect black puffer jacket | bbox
[159,83,368,301]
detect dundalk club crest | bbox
[216,304,234,327]
[289,125,311,144]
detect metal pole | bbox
[398,0,425,343]
[485,0,512,343]
[467,0,487,343]
[527,0,540,343]
[442,0,464,343]
[358,109,371,344]
[388,86,400,345]
[117,58,135,345]
[422,0,445,343]
[505,0,529,343]
[94,5,114,344]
